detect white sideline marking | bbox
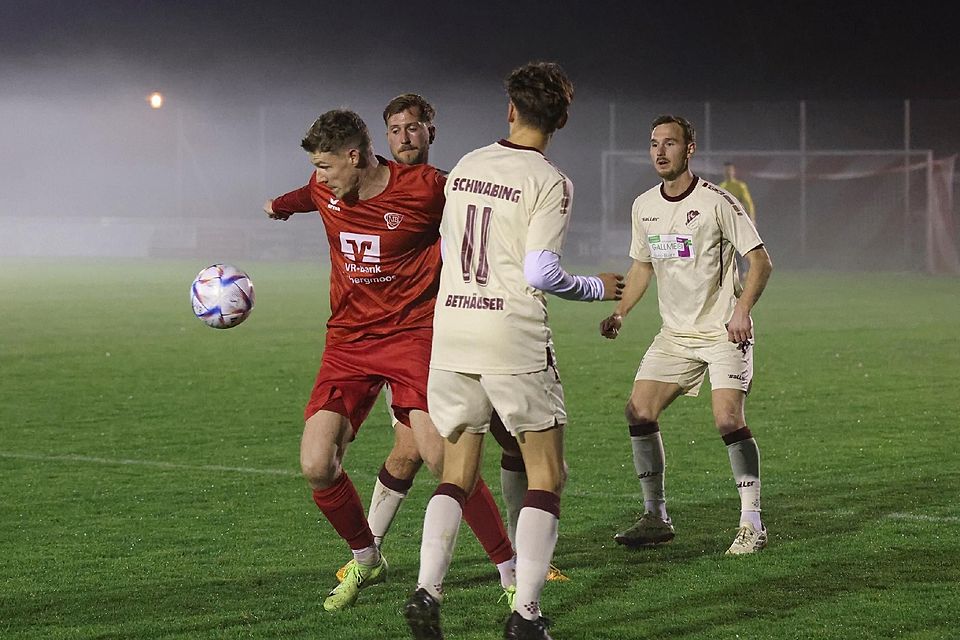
[886,512,960,524]
[0,451,643,498]
[0,451,299,477]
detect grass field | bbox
[1,259,958,640]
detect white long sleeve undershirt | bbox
[523,250,605,301]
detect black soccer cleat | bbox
[404,588,444,640]
[504,611,553,640]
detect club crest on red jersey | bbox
[384,212,403,230]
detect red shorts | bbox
[304,327,431,433]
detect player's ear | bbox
[507,101,516,124]
[428,125,436,145]
[555,113,568,131]
[348,148,361,166]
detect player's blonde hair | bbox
[382,94,436,126]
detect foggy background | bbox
[2,1,959,271]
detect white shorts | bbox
[428,357,566,443]
[635,331,754,397]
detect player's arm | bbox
[523,250,623,301]
[264,184,315,222]
[726,246,772,344]
[599,259,654,339]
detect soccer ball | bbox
[190,264,255,329]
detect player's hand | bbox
[264,199,291,221]
[600,313,622,339]
[597,272,625,301]
[725,308,754,345]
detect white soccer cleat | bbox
[725,522,768,555]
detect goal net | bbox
[600,149,959,274]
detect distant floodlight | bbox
[148,92,164,109]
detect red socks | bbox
[462,476,514,565]
[311,472,375,550]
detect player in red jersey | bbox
[264,109,514,612]
[326,94,566,589]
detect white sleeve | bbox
[523,250,605,301]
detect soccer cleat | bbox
[404,587,444,640]
[503,611,553,640]
[614,512,675,548]
[545,564,569,582]
[725,522,768,555]
[498,584,517,610]
[322,554,388,611]
[335,558,355,582]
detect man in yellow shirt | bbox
[719,162,755,223]
[719,162,756,274]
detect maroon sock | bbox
[311,472,374,550]
[462,476,514,565]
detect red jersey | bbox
[272,157,446,344]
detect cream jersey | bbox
[431,140,572,374]
[630,176,763,340]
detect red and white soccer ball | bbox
[190,264,255,329]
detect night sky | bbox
[2,0,958,100]
[2,0,958,244]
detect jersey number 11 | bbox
[460,204,492,285]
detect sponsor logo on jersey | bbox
[384,212,403,230]
[340,232,381,263]
[443,294,505,310]
[327,197,341,212]
[641,217,659,222]
[647,234,694,259]
[450,177,522,203]
[685,210,701,226]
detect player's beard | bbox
[395,146,426,165]
[656,158,689,182]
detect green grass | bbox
[1,259,958,639]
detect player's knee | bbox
[713,411,743,434]
[300,456,338,489]
[527,466,565,495]
[625,399,656,425]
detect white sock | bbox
[727,437,762,528]
[496,557,516,590]
[416,494,463,601]
[500,467,527,545]
[367,478,408,548]
[631,431,667,514]
[514,506,558,621]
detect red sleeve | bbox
[271,183,316,215]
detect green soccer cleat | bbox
[335,558,355,582]
[545,564,569,582]
[499,584,517,610]
[614,512,676,548]
[322,554,388,611]
[725,522,768,555]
